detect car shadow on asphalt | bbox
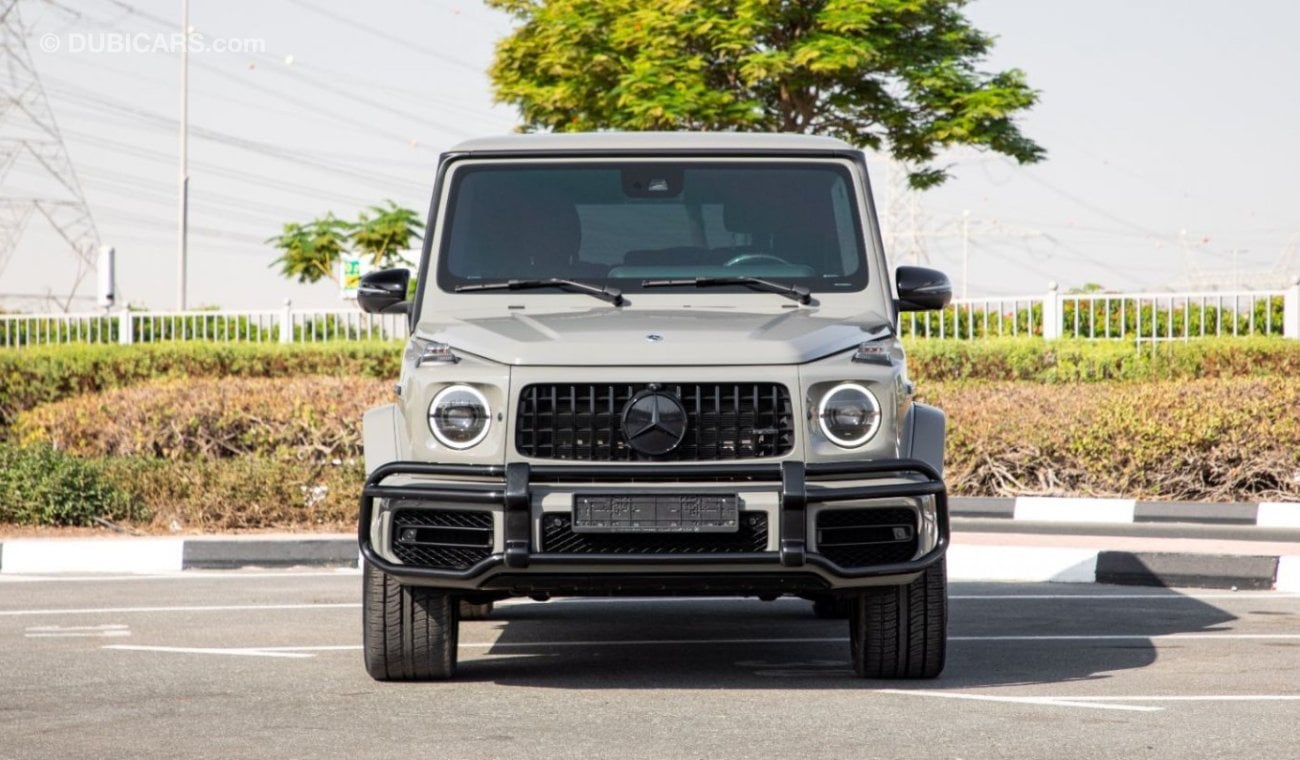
[455,585,1238,689]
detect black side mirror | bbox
[358,268,411,314]
[895,266,953,312]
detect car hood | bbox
[418,307,892,366]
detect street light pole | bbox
[177,0,189,310]
[960,209,971,299]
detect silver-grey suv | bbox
[356,132,953,681]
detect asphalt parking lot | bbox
[2,571,1298,760]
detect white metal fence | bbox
[2,281,1298,348]
[0,301,409,348]
[899,279,1300,341]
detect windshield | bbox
[435,161,869,295]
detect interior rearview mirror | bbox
[357,268,411,315]
[895,266,953,312]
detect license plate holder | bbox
[572,494,739,533]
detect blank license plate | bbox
[572,494,739,533]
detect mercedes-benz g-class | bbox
[357,132,953,681]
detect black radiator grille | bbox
[814,507,918,568]
[516,383,794,461]
[390,509,493,570]
[540,512,769,554]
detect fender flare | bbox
[903,402,946,478]
[363,404,406,475]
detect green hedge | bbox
[0,444,144,526]
[101,457,360,531]
[0,341,400,427]
[904,336,1300,383]
[4,339,1300,529]
[2,337,1298,431]
[923,377,1300,501]
[14,376,386,462]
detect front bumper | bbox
[359,459,948,592]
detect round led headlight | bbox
[428,385,491,449]
[817,383,881,448]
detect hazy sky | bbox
[4,0,1298,311]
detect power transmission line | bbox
[283,0,486,78]
[0,0,100,311]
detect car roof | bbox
[447,131,857,154]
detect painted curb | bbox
[182,538,360,570]
[1257,503,1300,529]
[1277,556,1300,592]
[1014,497,1136,525]
[0,536,356,575]
[0,537,1292,590]
[946,545,1097,583]
[951,497,1284,527]
[1134,501,1259,525]
[0,538,184,574]
[946,497,1014,518]
[1095,552,1278,590]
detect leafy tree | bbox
[487,0,1044,187]
[268,203,423,285]
[267,215,353,284]
[352,200,423,269]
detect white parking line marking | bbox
[6,592,1299,617]
[225,645,361,652]
[504,593,1300,605]
[0,603,360,617]
[95,631,1300,660]
[181,633,1300,651]
[0,570,360,584]
[462,634,1300,647]
[104,645,317,659]
[952,634,1300,642]
[26,624,130,638]
[1043,696,1300,702]
[101,628,1300,664]
[876,689,1161,713]
[950,593,1300,600]
[101,639,848,658]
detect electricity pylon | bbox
[880,161,930,268]
[1172,231,1300,291]
[0,0,100,311]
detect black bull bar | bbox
[359,459,948,582]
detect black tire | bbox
[458,600,494,620]
[363,562,459,681]
[811,596,853,619]
[849,558,947,679]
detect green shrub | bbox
[101,457,359,532]
[14,376,390,462]
[0,342,399,427]
[0,443,143,526]
[904,337,1300,383]
[922,377,1300,501]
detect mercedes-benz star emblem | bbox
[621,390,688,456]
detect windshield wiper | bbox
[641,277,811,304]
[455,278,624,305]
